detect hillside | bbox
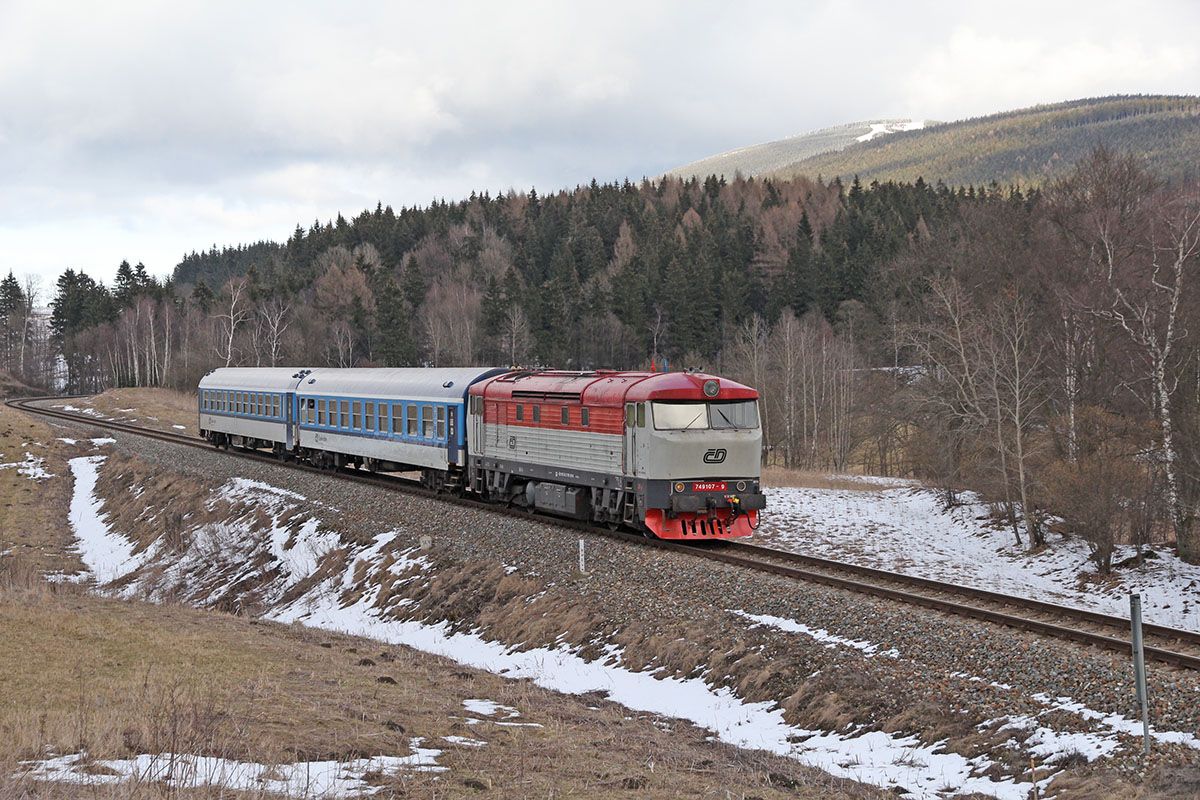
[767,95,1200,186]
[666,119,925,179]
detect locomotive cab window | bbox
[651,400,760,430]
[625,404,634,427]
[636,403,645,428]
[709,400,759,429]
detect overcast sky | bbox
[2,0,1198,289]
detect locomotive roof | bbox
[471,370,757,405]
[296,367,506,401]
[199,367,311,392]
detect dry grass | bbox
[0,584,885,799]
[0,405,86,578]
[87,388,198,435]
[761,466,911,491]
[0,369,42,399]
[0,404,882,799]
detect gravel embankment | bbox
[42,412,1200,785]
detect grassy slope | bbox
[666,120,919,179]
[0,399,879,799]
[769,95,1200,186]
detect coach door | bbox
[284,392,295,449]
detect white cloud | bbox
[905,25,1199,119]
[0,0,1196,286]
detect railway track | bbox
[11,394,1200,671]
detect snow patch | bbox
[67,456,149,583]
[733,610,900,658]
[759,484,1200,631]
[462,699,519,718]
[20,744,444,795]
[443,735,487,748]
[273,586,1035,799]
[0,452,54,479]
[856,119,925,142]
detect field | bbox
[0,396,877,798]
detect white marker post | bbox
[1130,593,1151,755]
[578,539,587,574]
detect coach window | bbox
[582,407,590,427]
[515,404,524,422]
[391,405,402,435]
[561,406,569,425]
[274,395,282,418]
[436,406,446,440]
[404,404,416,436]
[533,405,541,423]
[315,399,324,425]
[365,401,375,431]
[348,401,359,430]
[421,406,433,439]
[337,401,346,429]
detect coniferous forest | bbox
[4,148,1200,564]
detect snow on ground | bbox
[66,456,150,583]
[733,610,900,658]
[276,585,1036,799]
[442,735,487,748]
[744,608,1200,768]
[462,699,520,718]
[758,484,1200,631]
[0,452,53,479]
[65,462,1192,799]
[856,120,925,142]
[20,744,444,796]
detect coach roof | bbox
[297,367,506,402]
[199,367,310,393]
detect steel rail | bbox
[11,394,1200,671]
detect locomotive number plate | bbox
[692,481,727,492]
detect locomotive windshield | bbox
[651,400,759,430]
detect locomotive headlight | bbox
[674,482,685,493]
[703,379,719,397]
[736,480,747,492]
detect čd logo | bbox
[703,448,727,464]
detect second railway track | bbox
[12,394,1200,671]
